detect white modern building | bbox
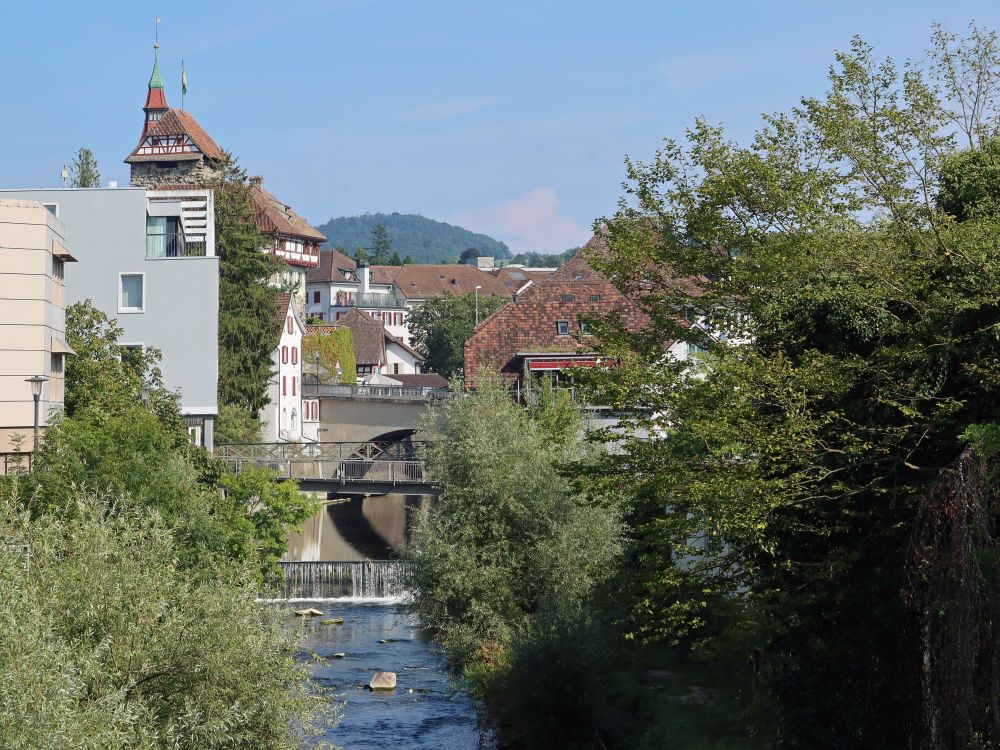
[0,187,220,448]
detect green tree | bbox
[583,25,1000,748]
[402,255,415,265]
[389,250,402,266]
[302,330,355,385]
[214,402,263,445]
[210,153,285,414]
[0,492,334,748]
[407,292,507,377]
[353,246,368,263]
[68,146,101,188]
[369,223,393,264]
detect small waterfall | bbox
[270,560,412,600]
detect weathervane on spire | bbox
[154,16,161,49]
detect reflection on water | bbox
[285,494,428,562]
[291,602,489,749]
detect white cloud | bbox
[450,188,592,254]
[399,98,494,122]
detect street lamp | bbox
[25,375,48,450]
[474,285,482,327]
[140,383,152,409]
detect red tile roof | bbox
[463,240,650,389]
[250,181,326,243]
[125,109,224,163]
[490,266,555,293]
[369,264,512,300]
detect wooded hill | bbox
[317,212,512,264]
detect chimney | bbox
[250,175,263,187]
[358,260,370,298]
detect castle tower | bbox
[124,46,224,188]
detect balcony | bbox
[303,383,454,401]
[146,233,208,258]
[332,293,404,309]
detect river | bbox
[287,600,489,749]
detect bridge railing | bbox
[302,383,454,401]
[219,456,428,484]
[217,441,434,462]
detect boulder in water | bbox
[293,608,324,617]
[378,638,397,644]
[320,618,344,625]
[370,671,397,690]
[331,652,346,659]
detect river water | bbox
[289,600,488,750]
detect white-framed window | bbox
[118,273,145,313]
[556,320,569,335]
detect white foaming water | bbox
[269,560,413,600]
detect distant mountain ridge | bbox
[316,212,512,264]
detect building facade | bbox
[262,293,315,443]
[0,200,76,453]
[1,187,220,448]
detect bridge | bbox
[216,439,438,496]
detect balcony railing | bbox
[332,294,404,309]
[146,233,208,258]
[302,383,454,401]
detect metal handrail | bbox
[146,233,207,258]
[219,455,429,484]
[302,383,453,401]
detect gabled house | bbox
[463,235,657,391]
[335,308,424,379]
[262,292,308,443]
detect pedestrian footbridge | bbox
[216,439,437,496]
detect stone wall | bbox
[129,157,222,188]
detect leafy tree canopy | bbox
[407,292,507,378]
[69,146,100,188]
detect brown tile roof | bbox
[390,373,450,389]
[307,249,358,283]
[463,245,650,388]
[336,309,385,366]
[251,181,326,243]
[490,266,555,293]
[372,264,512,300]
[125,109,224,163]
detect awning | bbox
[51,239,77,262]
[51,336,75,355]
[526,357,600,371]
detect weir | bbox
[272,560,412,600]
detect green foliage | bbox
[302,330,355,384]
[938,136,1000,220]
[402,255,415,264]
[369,223,393,264]
[69,146,100,188]
[506,246,580,268]
[65,301,173,419]
[0,491,334,748]
[318,212,511,264]
[214,403,263,445]
[407,292,508,377]
[580,24,1000,749]
[220,467,315,579]
[211,152,285,413]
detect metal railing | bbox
[302,383,453,401]
[0,453,32,476]
[146,233,208,258]
[333,294,404,309]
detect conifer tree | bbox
[69,147,101,188]
[370,223,393,264]
[209,152,285,414]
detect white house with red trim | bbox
[262,293,315,443]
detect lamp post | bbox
[474,285,482,328]
[25,375,48,450]
[140,383,152,409]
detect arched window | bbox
[281,346,288,364]
[292,377,297,396]
[287,316,293,334]
[282,407,287,428]
[291,347,298,365]
[290,409,297,432]
[282,376,287,396]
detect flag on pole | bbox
[181,61,188,96]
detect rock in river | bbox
[294,608,325,617]
[370,671,397,691]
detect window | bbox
[286,316,293,334]
[393,363,400,375]
[42,203,58,217]
[281,346,288,364]
[313,291,321,304]
[119,273,144,312]
[689,342,708,356]
[52,258,64,281]
[589,294,601,302]
[556,320,569,335]
[291,347,298,365]
[580,321,591,334]
[292,377,297,396]
[282,376,287,396]
[303,399,320,422]
[574,274,584,281]
[561,294,575,302]
[120,344,144,363]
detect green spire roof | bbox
[148,46,164,89]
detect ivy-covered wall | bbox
[303,329,356,384]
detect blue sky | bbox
[1,1,998,252]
